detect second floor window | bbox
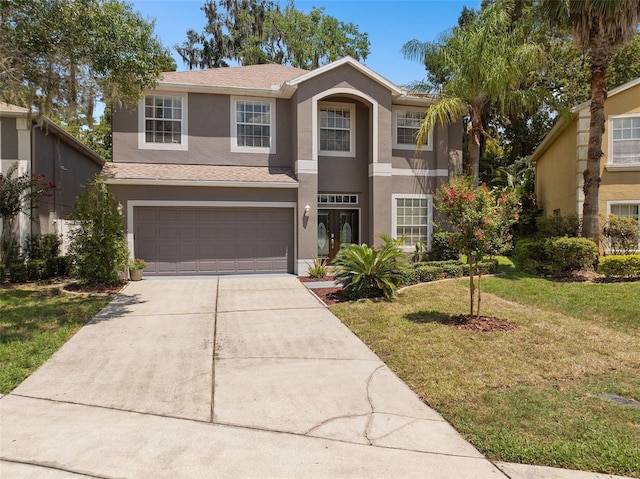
[393,107,431,150]
[611,116,640,165]
[319,103,355,156]
[144,95,183,145]
[233,99,274,153]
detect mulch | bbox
[444,314,518,332]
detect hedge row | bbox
[598,255,640,279]
[399,259,498,287]
[1,256,72,283]
[514,236,598,275]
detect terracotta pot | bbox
[129,269,143,281]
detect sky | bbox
[130,0,481,87]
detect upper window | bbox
[393,107,432,151]
[231,97,275,154]
[138,94,188,150]
[392,194,432,250]
[610,115,640,165]
[319,103,355,157]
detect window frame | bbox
[392,193,433,251]
[393,106,433,151]
[138,93,188,151]
[318,102,356,157]
[606,200,640,252]
[607,113,640,170]
[230,96,276,154]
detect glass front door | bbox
[318,209,359,259]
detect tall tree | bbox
[176,0,370,69]
[539,0,640,242]
[0,0,175,127]
[403,0,545,185]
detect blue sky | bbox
[131,0,481,87]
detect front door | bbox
[318,209,359,260]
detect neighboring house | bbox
[532,77,640,239]
[0,102,105,252]
[106,56,462,276]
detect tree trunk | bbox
[476,267,482,320]
[582,36,610,243]
[469,112,482,186]
[469,254,475,316]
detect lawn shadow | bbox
[405,310,452,324]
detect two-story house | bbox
[1,102,105,253]
[106,57,462,275]
[532,77,640,237]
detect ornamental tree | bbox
[435,176,519,318]
[0,162,55,265]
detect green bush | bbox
[602,214,640,255]
[399,259,497,287]
[598,255,640,278]
[429,232,460,261]
[513,237,549,274]
[546,237,598,274]
[537,214,580,238]
[307,258,329,278]
[69,177,128,285]
[25,233,61,260]
[26,259,46,281]
[45,256,72,278]
[333,239,405,300]
[8,261,27,283]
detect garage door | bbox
[134,207,293,275]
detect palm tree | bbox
[403,1,544,185]
[540,0,640,243]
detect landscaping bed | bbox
[329,259,640,477]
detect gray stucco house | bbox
[106,57,462,276]
[0,102,105,251]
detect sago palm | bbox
[403,0,544,185]
[539,0,640,242]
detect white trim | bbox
[105,178,297,188]
[230,96,276,154]
[606,199,640,214]
[607,113,640,167]
[368,163,392,177]
[296,159,318,175]
[126,200,296,263]
[286,56,405,96]
[392,106,433,151]
[312,88,379,164]
[391,193,433,252]
[318,101,356,158]
[138,92,188,151]
[391,168,448,177]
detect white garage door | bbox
[134,207,293,275]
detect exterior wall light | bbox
[304,204,310,217]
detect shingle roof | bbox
[102,162,298,186]
[160,64,308,89]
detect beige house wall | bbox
[535,121,578,216]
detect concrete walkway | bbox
[0,277,630,478]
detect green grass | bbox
[0,285,111,394]
[330,261,640,477]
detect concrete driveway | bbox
[0,277,628,478]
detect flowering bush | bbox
[435,177,519,317]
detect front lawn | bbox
[0,285,111,394]
[329,261,640,477]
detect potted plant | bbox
[128,258,147,281]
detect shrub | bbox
[69,177,128,285]
[45,256,72,278]
[513,237,549,274]
[537,214,580,238]
[429,232,460,261]
[26,259,46,281]
[307,258,329,278]
[398,259,498,287]
[602,214,640,255]
[8,261,27,283]
[410,240,429,263]
[546,237,598,274]
[598,255,640,278]
[333,239,405,300]
[26,233,61,260]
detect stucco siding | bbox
[536,121,578,216]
